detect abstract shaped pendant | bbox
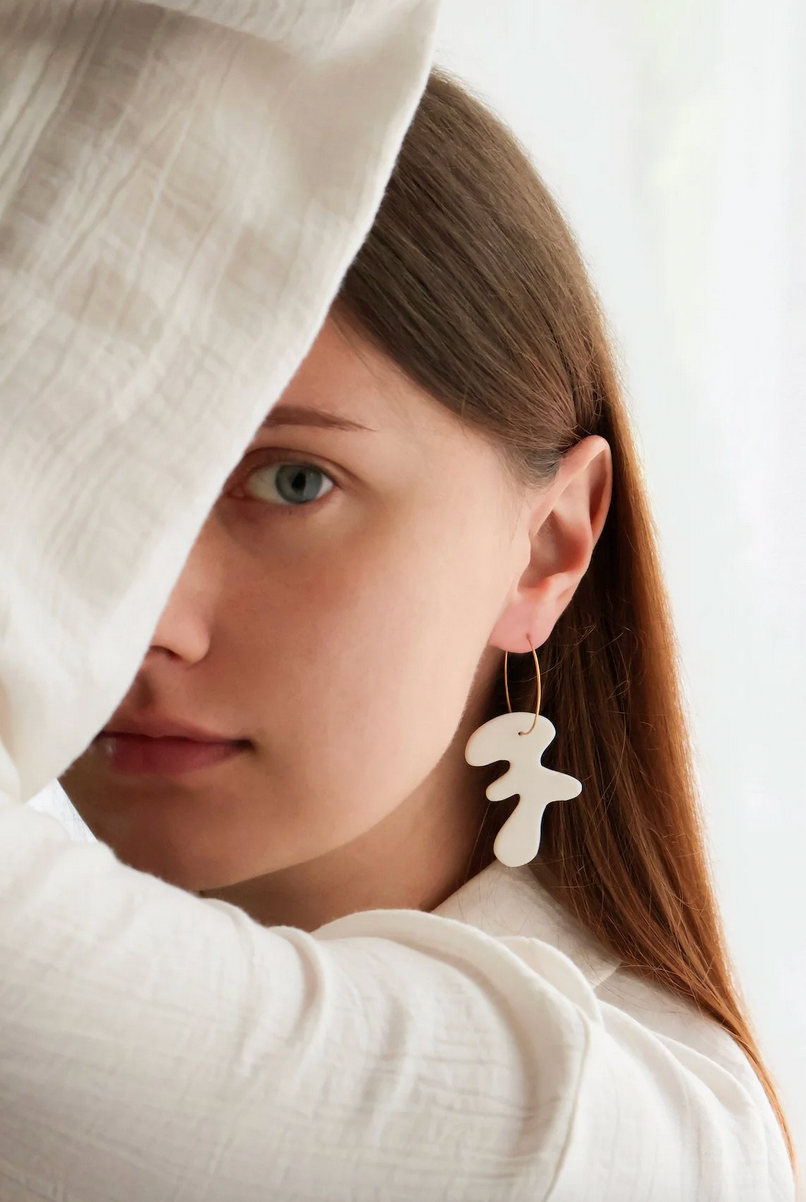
[465,711,583,868]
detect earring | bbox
[464,638,582,868]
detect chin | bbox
[63,771,296,889]
[106,835,234,893]
[99,810,328,897]
[70,802,261,893]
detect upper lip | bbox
[99,716,243,743]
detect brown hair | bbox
[333,66,795,1169]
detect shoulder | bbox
[314,862,793,1198]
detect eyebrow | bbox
[259,404,374,433]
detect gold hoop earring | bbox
[503,637,542,737]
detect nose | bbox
[147,518,222,665]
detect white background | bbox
[30,0,806,1175]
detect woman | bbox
[0,1,795,1198]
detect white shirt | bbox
[0,1,795,1198]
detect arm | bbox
[1,825,790,1200]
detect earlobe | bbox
[488,594,555,657]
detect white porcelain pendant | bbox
[465,711,583,867]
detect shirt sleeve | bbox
[0,4,795,1200]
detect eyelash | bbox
[225,450,339,512]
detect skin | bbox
[60,314,612,931]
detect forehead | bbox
[273,313,445,437]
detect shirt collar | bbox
[433,858,620,991]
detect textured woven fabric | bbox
[0,3,795,1198]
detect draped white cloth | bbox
[0,2,796,1198]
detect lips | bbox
[101,716,239,742]
[95,716,251,776]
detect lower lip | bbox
[96,735,249,776]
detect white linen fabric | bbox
[0,2,796,1199]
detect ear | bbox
[490,435,613,653]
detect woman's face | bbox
[60,314,581,916]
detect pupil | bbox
[277,464,321,504]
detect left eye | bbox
[243,462,335,507]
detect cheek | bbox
[61,501,515,884]
[233,514,510,814]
